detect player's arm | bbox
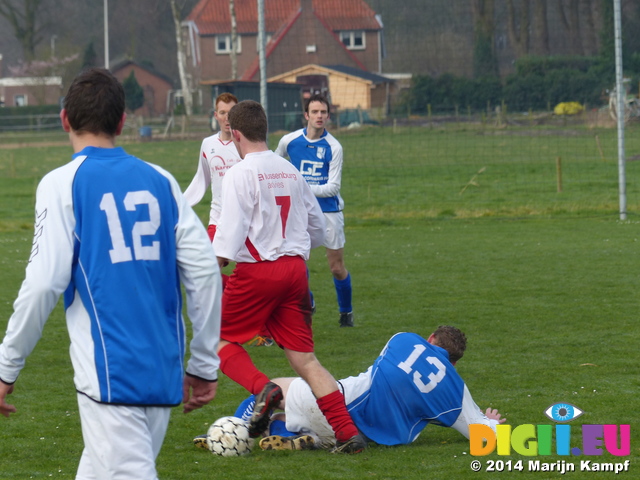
[274,135,289,159]
[183,140,211,207]
[0,168,76,412]
[165,169,222,384]
[301,181,326,249]
[309,142,342,198]
[0,379,16,417]
[450,385,506,439]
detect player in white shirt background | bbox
[212,100,366,454]
[276,94,354,328]
[183,92,241,241]
[0,68,222,479]
[227,326,505,451]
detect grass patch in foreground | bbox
[1,216,638,479]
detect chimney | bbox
[300,0,313,13]
[301,0,316,55]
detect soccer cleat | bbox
[330,433,367,454]
[193,434,209,450]
[260,434,316,451]
[248,382,283,438]
[246,335,274,347]
[339,312,354,327]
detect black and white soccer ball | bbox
[206,416,254,457]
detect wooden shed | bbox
[268,64,394,117]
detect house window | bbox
[340,31,365,50]
[216,35,242,54]
[14,94,27,106]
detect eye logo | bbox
[544,403,583,422]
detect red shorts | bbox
[221,256,314,352]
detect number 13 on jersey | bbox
[397,344,447,393]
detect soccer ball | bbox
[206,416,254,457]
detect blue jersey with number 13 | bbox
[347,332,465,445]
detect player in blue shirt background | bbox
[276,94,354,327]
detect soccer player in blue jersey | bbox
[0,68,222,479]
[276,94,354,327]
[222,326,505,450]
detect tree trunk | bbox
[471,0,499,77]
[557,0,582,54]
[170,0,192,116]
[531,0,549,55]
[506,0,530,57]
[581,0,600,55]
[0,0,46,59]
[230,0,237,80]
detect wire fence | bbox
[3,0,640,217]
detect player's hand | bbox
[485,407,506,423]
[0,381,17,418]
[182,375,218,414]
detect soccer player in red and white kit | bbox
[212,100,366,454]
[183,93,241,241]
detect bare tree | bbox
[170,0,193,116]
[556,0,582,54]
[471,0,499,77]
[531,0,549,55]
[0,0,47,59]
[230,0,238,80]
[506,0,530,57]
[581,0,601,55]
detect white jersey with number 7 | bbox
[213,150,325,263]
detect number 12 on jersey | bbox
[100,191,161,264]
[397,344,447,394]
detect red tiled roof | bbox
[186,0,381,35]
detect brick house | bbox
[111,59,175,118]
[0,54,62,107]
[183,0,383,108]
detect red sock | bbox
[219,343,270,394]
[316,390,359,442]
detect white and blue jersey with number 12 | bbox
[64,146,185,406]
[347,332,465,445]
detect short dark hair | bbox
[228,100,267,142]
[431,325,467,363]
[63,68,125,136]
[215,92,238,109]
[304,94,330,114]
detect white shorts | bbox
[284,370,372,448]
[75,393,171,480]
[323,211,346,250]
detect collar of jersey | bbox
[303,127,328,140]
[73,146,126,159]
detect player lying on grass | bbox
[197,327,506,450]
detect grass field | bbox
[1,124,639,478]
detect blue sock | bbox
[268,418,298,437]
[333,273,352,313]
[234,395,256,422]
